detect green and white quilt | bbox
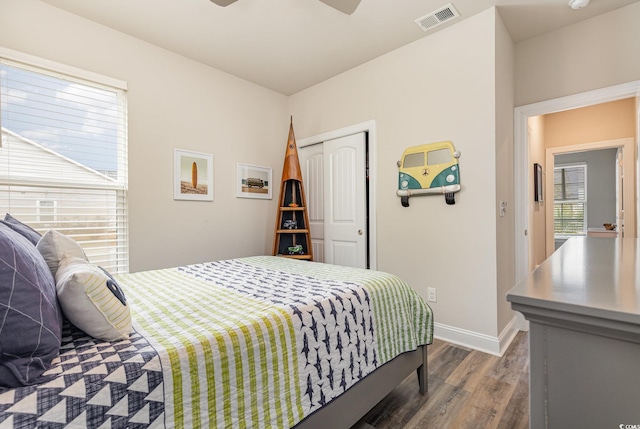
[121,256,432,428]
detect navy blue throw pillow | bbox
[0,222,62,387]
[1,213,42,246]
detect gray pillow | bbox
[36,229,87,278]
[1,213,41,245]
[0,222,62,387]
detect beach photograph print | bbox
[237,163,272,199]
[174,149,214,201]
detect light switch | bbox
[500,201,507,217]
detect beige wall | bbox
[290,9,510,339]
[515,2,640,106]
[544,98,636,147]
[494,10,516,336]
[528,116,547,269]
[0,0,289,272]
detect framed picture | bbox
[236,163,272,199]
[534,162,543,202]
[174,149,214,201]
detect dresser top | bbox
[507,237,640,325]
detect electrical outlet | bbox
[427,287,437,303]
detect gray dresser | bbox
[507,237,640,428]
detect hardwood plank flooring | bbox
[351,331,529,429]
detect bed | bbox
[0,223,433,429]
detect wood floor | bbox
[352,331,530,429]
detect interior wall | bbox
[0,0,289,272]
[515,2,640,107]
[290,9,503,339]
[528,116,546,269]
[544,98,636,147]
[494,9,517,339]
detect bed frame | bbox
[294,344,428,429]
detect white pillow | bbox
[55,256,132,341]
[36,229,87,277]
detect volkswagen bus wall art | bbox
[397,141,461,207]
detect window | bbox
[554,164,587,236]
[1,49,128,273]
[37,199,57,223]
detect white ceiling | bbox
[42,0,640,95]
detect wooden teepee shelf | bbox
[272,119,313,261]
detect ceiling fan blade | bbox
[209,0,239,6]
[317,0,361,15]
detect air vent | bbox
[415,3,460,32]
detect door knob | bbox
[358,229,363,235]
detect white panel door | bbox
[300,132,367,268]
[324,133,367,268]
[301,143,325,262]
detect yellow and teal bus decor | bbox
[397,141,461,207]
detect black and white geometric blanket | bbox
[0,321,164,428]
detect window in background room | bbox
[554,163,587,237]
[0,50,128,273]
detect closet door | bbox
[300,133,366,268]
[301,143,325,262]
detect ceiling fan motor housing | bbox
[209,0,362,14]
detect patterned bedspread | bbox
[0,256,432,428]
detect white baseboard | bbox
[433,316,521,357]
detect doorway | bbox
[546,142,636,257]
[297,120,378,270]
[515,80,640,288]
[545,140,634,257]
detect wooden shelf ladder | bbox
[272,119,313,261]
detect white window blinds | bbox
[0,50,128,273]
[554,164,587,236]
